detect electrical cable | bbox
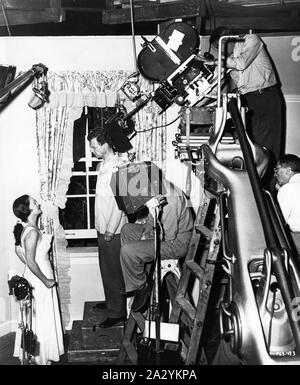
[136,115,180,133]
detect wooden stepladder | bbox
[118,189,222,365]
[166,190,222,365]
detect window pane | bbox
[59,198,87,229]
[73,161,86,172]
[89,197,95,228]
[67,176,87,195]
[89,175,97,195]
[89,160,101,171]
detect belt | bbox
[245,84,277,95]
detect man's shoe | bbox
[93,302,107,310]
[99,316,126,328]
[131,281,151,313]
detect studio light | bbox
[28,75,50,110]
[120,71,141,102]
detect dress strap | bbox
[21,225,36,242]
[20,226,41,251]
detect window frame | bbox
[62,113,101,245]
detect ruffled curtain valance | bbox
[46,70,167,169]
[46,70,142,108]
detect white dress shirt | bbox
[95,155,128,234]
[277,173,300,232]
[227,34,277,95]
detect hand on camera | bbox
[203,52,217,66]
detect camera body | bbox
[8,275,31,301]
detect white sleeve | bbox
[227,34,263,71]
[277,187,292,224]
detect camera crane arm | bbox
[0,63,48,101]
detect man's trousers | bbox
[120,223,190,293]
[97,233,127,318]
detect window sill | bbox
[67,246,98,258]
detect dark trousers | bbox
[97,233,126,318]
[120,223,189,293]
[292,232,300,256]
[243,86,284,189]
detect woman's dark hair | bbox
[13,224,23,246]
[12,194,31,246]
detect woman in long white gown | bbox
[12,195,65,365]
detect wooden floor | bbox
[0,300,219,366]
[0,302,122,366]
[0,333,116,366]
[0,332,20,365]
[0,331,103,366]
[0,331,181,366]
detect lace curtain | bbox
[46,71,167,169]
[35,70,166,327]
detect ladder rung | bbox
[206,259,218,265]
[164,342,180,352]
[194,224,213,238]
[176,296,196,321]
[185,260,205,280]
[167,196,221,365]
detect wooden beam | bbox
[219,0,300,5]
[61,0,106,8]
[210,0,300,17]
[0,0,59,10]
[102,0,201,24]
[0,8,65,26]
[62,7,105,12]
[116,0,187,4]
[214,15,300,30]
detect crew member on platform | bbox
[207,27,284,189]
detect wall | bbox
[0,33,299,335]
[0,36,143,334]
[262,35,300,156]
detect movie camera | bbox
[106,21,221,153]
[8,275,31,301]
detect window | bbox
[59,156,100,247]
[59,107,117,248]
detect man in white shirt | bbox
[88,128,128,328]
[274,154,300,255]
[207,27,284,189]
